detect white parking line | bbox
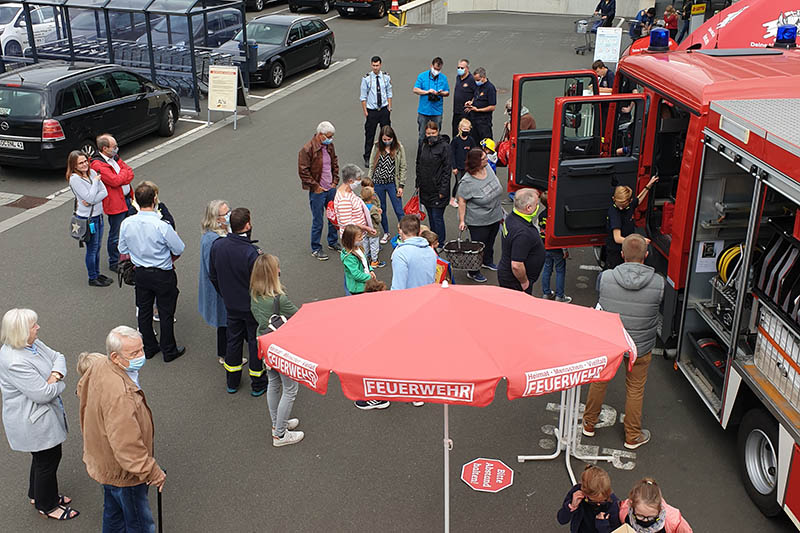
[323,14,340,21]
[177,117,207,125]
[0,58,357,235]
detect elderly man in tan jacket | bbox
[77,325,165,532]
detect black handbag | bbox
[69,184,94,246]
[267,295,287,332]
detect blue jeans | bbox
[677,19,690,43]
[417,113,442,144]
[309,188,338,252]
[106,198,131,269]
[425,205,446,244]
[541,249,566,298]
[102,483,155,533]
[374,182,405,233]
[83,214,104,281]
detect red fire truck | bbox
[507,39,800,524]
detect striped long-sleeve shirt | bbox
[333,189,369,237]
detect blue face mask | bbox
[321,137,333,145]
[457,67,465,76]
[475,79,485,86]
[127,355,146,371]
[224,211,231,228]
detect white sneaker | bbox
[412,401,425,407]
[273,430,304,447]
[380,233,390,245]
[273,418,300,432]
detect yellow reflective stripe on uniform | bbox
[249,368,265,377]
[223,363,243,373]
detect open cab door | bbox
[545,93,647,248]
[509,71,598,191]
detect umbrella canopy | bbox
[678,0,800,50]
[258,283,636,406]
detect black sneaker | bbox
[97,274,113,283]
[89,278,112,287]
[311,249,329,261]
[109,264,118,273]
[328,242,343,252]
[354,400,390,410]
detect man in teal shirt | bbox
[413,57,450,145]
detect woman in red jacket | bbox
[663,5,679,40]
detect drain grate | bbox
[5,195,49,209]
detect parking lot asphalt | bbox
[0,8,795,532]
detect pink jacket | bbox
[618,499,693,533]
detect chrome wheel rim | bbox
[745,429,777,495]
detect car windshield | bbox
[233,22,287,45]
[0,6,18,25]
[0,89,44,117]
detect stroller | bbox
[574,15,604,55]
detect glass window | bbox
[0,6,18,25]
[235,22,287,45]
[83,75,115,104]
[311,20,327,33]
[287,24,301,43]
[611,100,640,156]
[37,8,56,23]
[0,89,44,117]
[29,9,44,25]
[222,12,238,28]
[560,101,602,159]
[60,84,84,114]
[518,75,595,131]
[300,20,318,36]
[111,71,144,97]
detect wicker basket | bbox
[442,232,485,271]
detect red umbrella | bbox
[258,283,636,532]
[678,0,800,50]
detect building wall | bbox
[447,0,653,18]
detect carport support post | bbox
[443,404,452,533]
[187,16,200,114]
[103,9,115,63]
[64,7,75,64]
[144,14,157,85]
[239,3,249,89]
[22,4,37,64]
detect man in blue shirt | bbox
[360,55,392,167]
[413,57,450,145]
[464,66,497,143]
[119,182,186,362]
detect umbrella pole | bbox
[443,403,453,533]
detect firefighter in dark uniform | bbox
[464,67,497,144]
[360,55,392,167]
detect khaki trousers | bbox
[583,352,652,443]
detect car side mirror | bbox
[564,111,582,130]
[17,19,26,27]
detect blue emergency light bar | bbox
[776,24,797,48]
[648,28,670,52]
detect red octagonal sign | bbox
[461,458,514,493]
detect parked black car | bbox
[0,63,180,168]
[137,9,242,48]
[44,9,156,43]
[288,0,333,15]
[335,0,408,18]
[215,14,334,88]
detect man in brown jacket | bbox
[298,120,340,261]
[77,325,165,532]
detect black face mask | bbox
[635,516,658,528]
[584,500,609,514]
[427,135,438,144]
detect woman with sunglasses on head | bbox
[67,150,111,287]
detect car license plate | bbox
[347,7,354,11]
[0,140,23,150]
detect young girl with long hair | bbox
[340,224,375,295]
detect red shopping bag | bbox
[403,190,426,221]
[497,139,511,167]
[326,200,339,228]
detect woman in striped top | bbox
[334,164,376,240]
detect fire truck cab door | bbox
[510,71,598,190]
[546,93,647,248]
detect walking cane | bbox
[158,469,165,533]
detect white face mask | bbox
[431,67,440,76]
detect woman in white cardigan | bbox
[0,309,79,520]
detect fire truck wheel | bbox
[737,408,783,517]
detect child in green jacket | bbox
[340,224,374,295]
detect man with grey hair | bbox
[91,133,134,273]
[497,188,545,294]
[77,325,165,533]
[298,121,340,260]
[464,67,497,143]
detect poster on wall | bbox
[696,240,724,273]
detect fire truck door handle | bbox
[566,165,613,176]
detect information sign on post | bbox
[594,27,623,65]
[460,458,514,493]
[207,64,249,130]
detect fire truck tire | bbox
[738,408,783,517]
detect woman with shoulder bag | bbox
[250,254,304,447]
[368,125,407,244]
[0,308,79,520]
[67,151,111,287]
